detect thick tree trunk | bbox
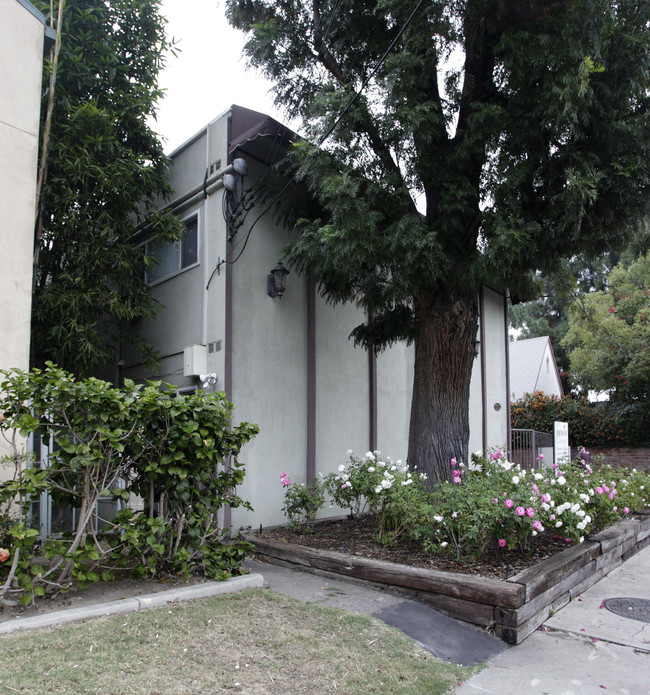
[407,290,479,486]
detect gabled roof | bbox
[509,336,563,401]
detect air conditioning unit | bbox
[183,344,207,376]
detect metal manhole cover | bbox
[602,598,650,623]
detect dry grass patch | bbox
[0,589,477,694]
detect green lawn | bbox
[0,589,478,694]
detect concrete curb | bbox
[0,573,264,635]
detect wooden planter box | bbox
[243,517,650,644]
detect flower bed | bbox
[243,515,650,644]
[257,447,650,644]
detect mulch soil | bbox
[259,513,644,581]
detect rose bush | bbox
[279,448,650,561]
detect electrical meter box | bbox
[183,344,207,376]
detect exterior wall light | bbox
[267,261,290,298]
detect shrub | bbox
[510,391,642,447]
[279,473,326,530]
[0,365,258,607]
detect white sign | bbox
[554,421,570,464]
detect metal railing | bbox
[510,429,554,469]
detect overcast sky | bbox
[153,0,287,153]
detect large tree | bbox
[227,0,650,483]
[32,0,183,376]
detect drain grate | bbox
[602,597,650,623]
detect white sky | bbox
[153,0,288,153]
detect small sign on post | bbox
[554,421,570,465]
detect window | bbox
[145,214,198,284]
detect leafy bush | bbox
[0,365,258,607]
[279,447,650,562]
[510,391,646,446]
[279,473,326,530]
[282,451,433,543]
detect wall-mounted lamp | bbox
[267,261,290,299]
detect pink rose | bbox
[526,507,535,518]
[0,548,9,563]
[498,539,506,548]
[516,506,525,516]
[505,499,514,508]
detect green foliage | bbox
[279,474,326,530]
[563,254,650,406]
[283,451,433,543]
[0,365,258,606]
[227,0,650,480]
[510,391,634,446]
[508,249,645,393]
[31,0,184,375]
[426,450,650,560]
[322,451,386,517]
[278,448,650,562]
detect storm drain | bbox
[602,598,650,623]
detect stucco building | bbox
[124,105,512,529]
[0,0,53,474]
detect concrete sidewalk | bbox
[454,544,650,694]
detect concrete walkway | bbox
[453,544,650,694]
[1,546,648,694]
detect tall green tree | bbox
[32,0,183,376]
[227,0,650,483]
[563,253,650,403]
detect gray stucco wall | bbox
[128,106,511,529]
[0,0,47,476]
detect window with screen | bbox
[145,215,198,284]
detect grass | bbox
[0,589,478,694]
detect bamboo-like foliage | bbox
[31,0,183,375]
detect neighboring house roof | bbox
[509,336,563,401]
